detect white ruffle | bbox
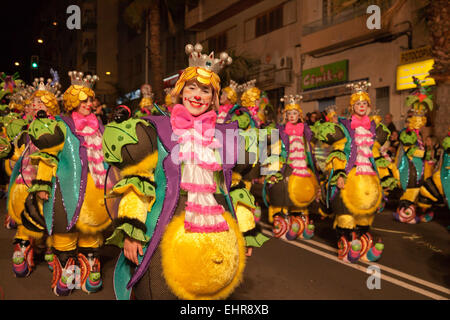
[355,127,375,175]
[288,136,310,177]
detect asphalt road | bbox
[0,197,449,300]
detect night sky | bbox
[1,1,47,83]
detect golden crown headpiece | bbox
[238,79,257,93]
[347,80,371,94]
[185,43,232,74]
[325,105,337,115]
[68,71,99,89]
[8,82,27,103]
[281,94,303,113]
[31,77,62,99]
[140,84,154,100]
[227,80,239,92]
[347,80,372,106]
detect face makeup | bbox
[77,97,94,116]
[182,81,213,116]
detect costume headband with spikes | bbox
[405,76,433,116]
[280,94,303,114]
[347,80,372,108]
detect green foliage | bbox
[219,50,260,85]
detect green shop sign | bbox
[302,60,348,90]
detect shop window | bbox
[318,97,336,112]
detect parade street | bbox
[0,198,448,300]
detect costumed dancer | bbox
[134,84,155,117]
[8,77,61,277]
[217,80,239,124]
[103,43,248,300]
[316,81,386,263]
[394,77,434,224]
[163,87,175,113]
[417,129,450,219]
[21,71,111,296]
[264,95,318,241]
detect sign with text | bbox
[302,60,348,90]
[400,46,432,65]
[396,59,436,91]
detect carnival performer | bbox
[417,128,450,218]
[8,77,61,277]
[103,43,249,300]
[21,71,111,296]
[217,80,239,124]
[264,95,318,240]
[316,81,388,263]
[134,84,156,118]
[394,77,434,224]
[163,87,175,113]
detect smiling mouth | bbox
[188,100,206,108]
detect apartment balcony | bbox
[301,0,397,55]
[185,0,263,31]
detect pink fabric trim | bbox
[290,147,305,153]
[186,202,224,215]
[87,156,104,164]
[185,221,229,233]
[355,133,373,138]
[83,142,103,150]
[355,162,372,167]
[290,165,308,170]
[289,156,306,161]
[292,172,311,177]
[355,140,373,146]
[289,137,304,143]
[91,167,107,175]
[355,171,377,176]
[180,182,217,193]
[357,151,373,158]
[77,131,97,137]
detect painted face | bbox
[353,100,370,116]
[182,81,213,116]
[32,97,47,116]
[77,97,94,116]
[287,110,300,124]
[23,103,33,117]
[219,91,230,105]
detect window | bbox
[208,32,227,53]
[318,97,336,112]
[255,5,283,38]
[376,86,390,116]
[186,0,199,11]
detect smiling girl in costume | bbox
[103,43,249,300]
[22,71,111,296]
[316,81,390,263]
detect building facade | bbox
[185,0,439,132]
[185,0,302,110]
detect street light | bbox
[106,72,111,75]
[52,21,58,26]
[37,38,44,44]
[14,62,20,67]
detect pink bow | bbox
[170,104,217,139]
[351,115,371,130]
[218,104,233,115]
[285,122,304,136]
[72,112,99,132]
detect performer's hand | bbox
[124,237,144,265]
[337,177,345,189]
[37,191,49,200]
[270,176,277,183]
